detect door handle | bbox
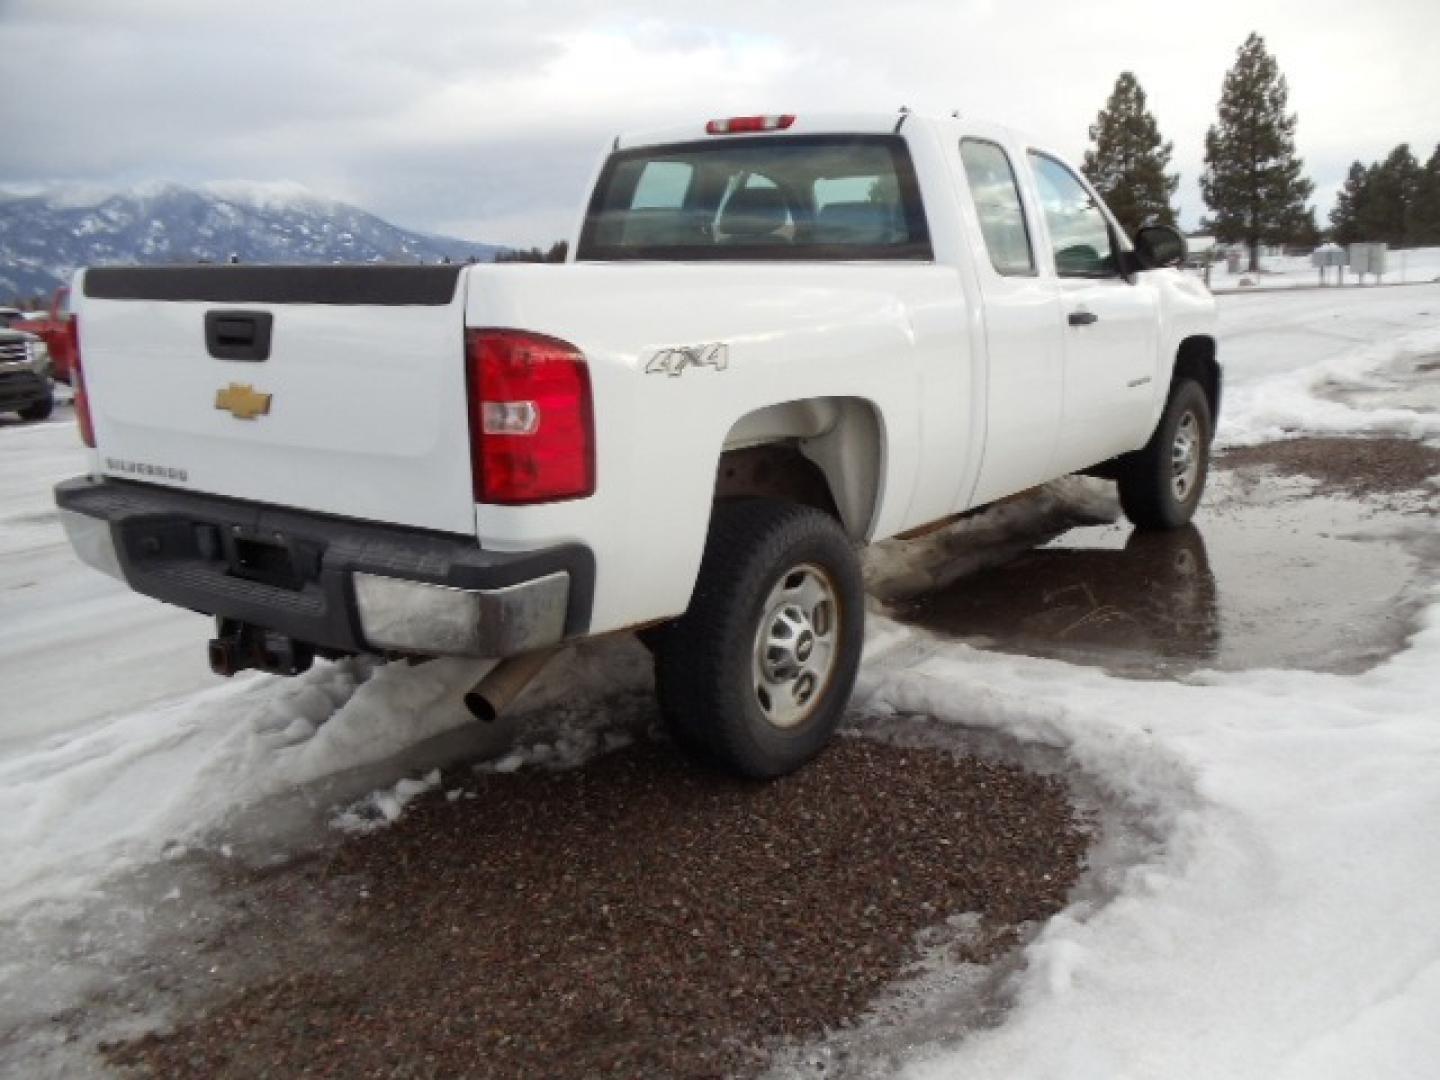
[1068,310,1098,327]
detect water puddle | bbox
[891,476,1435,678]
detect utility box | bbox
[1348,243,1388,278]
[1312,243,1347,285]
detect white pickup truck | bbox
[57,111,1217,777]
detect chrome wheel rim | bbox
[1171,411,1202,503]
[752,563,840,729]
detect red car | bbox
[13,288,76,384]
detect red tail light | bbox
[70,316,95,447]
[466,330,595,505]
[705,114,795,135]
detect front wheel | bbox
[654,499,864,779]
[1117,379,1212,531]
[18,390,54,422]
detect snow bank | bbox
[863,476,1117,602]
[0,638,652,926]
[863,578,1440,1079]
[1220,320,1440,446]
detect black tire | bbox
[1117,379,1211,531]
[17,392,54,422]
[654,499,864,779]
[634,621,672,656]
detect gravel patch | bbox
[105,738,1088,1079]
[1218,436,1440,500]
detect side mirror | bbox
[1134,224,1187,270]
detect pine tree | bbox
[1200,33,1315,270]
[1082,72,1179,237]
[1292,206,1322,249]
[1329,161,1372,245]
[1358,144,1422,246]
[1414,144,1440,246]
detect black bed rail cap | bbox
[82,264,465,306]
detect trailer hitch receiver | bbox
[208,618,315,677]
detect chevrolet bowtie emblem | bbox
[214,383,272,420]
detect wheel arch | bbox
[1173,334,1221,424]
[715,396,886,541]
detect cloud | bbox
[2,0,1436,243]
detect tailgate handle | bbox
[205,310,273,361]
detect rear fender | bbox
[719,397,885,540]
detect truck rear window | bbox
[577,135,931,262]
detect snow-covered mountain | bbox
[0,181,503,301]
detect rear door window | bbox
[959,139,1035,275]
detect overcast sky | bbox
[3,0,1436,246]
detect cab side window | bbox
[959,139,1034,276]
[1027,152,1117,278]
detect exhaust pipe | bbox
[463,648,559,724]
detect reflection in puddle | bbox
[893,487,1432,678]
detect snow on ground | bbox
[1218,286,1440,445]
[1,284,1438,1075]
[0,417,216,750]
[0,612,649,922]
[1202,245,1440,292]
[856,600,1440,1079]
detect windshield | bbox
[578,134,931,262]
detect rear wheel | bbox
[654,499,864,779]
[1117,379,1211,530]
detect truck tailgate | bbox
[78,266,476,536]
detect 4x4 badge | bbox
[215,383,272,420]
[645,343,729,377]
